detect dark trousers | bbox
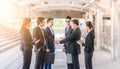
[85,52,93,69]
[67,64,73,69]
[72,54,80,69]
[22,50,32,69]
[67,54,80,69]
[45,63,51,69]
[35,50,45,69]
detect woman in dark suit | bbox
[20,18,40,69]
[77,21,95,69]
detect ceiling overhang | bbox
[14,0,96,12]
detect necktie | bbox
[67,27,69,33]
[41,28,46,46]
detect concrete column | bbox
[88,12,94,23]
[95,9,103,50]
[84,11,93,22]
[111,0,119,61]
[118,14,120,59]
[84,11,88,22]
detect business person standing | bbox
[33,17,54,69]
[44,18,55,69]
[63,16,72,52]
[63,16,73,69]
[55,19,81,69]
[20,18,40,69]
[77,21,95,69]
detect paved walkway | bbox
[0,45,120,69]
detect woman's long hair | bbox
[20,18,31,33]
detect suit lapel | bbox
[66,26,72,36]
[37,26,42,35]
[65,27,67,36]
[37,26,45,39]
[48,27,54,37]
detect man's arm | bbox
[60,30,77,44]
[32,28,41,45]
[45,28,51,51]
[33,28,38,40]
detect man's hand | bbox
[62,48,66,52]
[54,40,60,45]
[35,39,40,44]
[46,49,50,52]
[76,40,83,46]
[60,36,66,40]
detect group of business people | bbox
[55,16,95,69]
[20,17,54,69]
[20,16,95,69]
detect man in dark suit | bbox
[56,19,81,69]
[63,16,73,69]
[33,17,54,69]
[64,16,72,52]
[44,18,55,69]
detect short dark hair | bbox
[47,18,54,23]
[37,17,45,25]
[66,16,71,20]
[86,21,93,29]
[72,19,79,26]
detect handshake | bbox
[54,39,84,46]
[54,36,65,45]
[54,40,60,45]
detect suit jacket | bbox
[65,26,72,37]
[82,29,95,53]
[64,26,73,53]
[45,26,55,53]
[20,27,33,51]
[60,28,81,54]
[33,26,54,52]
